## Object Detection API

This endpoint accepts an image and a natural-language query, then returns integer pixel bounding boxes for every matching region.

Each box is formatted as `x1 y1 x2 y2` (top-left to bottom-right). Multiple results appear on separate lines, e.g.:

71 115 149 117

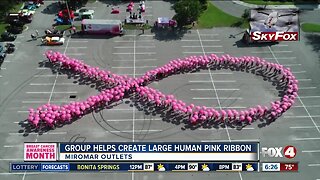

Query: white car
42 36 65 45
74 9 94 19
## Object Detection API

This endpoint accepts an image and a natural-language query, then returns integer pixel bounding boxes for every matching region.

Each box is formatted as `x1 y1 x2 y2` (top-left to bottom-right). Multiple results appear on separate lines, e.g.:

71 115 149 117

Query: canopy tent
156 17 176 28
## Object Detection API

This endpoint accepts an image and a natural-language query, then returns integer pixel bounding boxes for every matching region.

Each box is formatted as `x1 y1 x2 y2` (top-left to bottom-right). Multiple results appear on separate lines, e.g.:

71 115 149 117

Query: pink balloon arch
26 51 298 130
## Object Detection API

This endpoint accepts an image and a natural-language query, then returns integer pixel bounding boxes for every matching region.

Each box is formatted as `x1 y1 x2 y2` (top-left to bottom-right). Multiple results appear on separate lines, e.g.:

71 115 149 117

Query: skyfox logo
250 32 298 41
261 145 297 159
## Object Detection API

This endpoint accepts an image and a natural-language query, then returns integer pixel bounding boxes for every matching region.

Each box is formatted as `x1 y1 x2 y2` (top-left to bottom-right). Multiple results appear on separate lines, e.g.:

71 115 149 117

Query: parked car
9 19 25 27
42 36 65 45
21 2 37 11
1 32 17 41
74 9 94 19
7 25 23 34
0 44 6 61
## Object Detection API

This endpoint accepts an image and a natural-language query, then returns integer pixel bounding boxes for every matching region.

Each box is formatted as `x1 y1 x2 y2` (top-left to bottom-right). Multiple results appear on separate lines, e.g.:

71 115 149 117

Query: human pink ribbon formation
27 51 298 128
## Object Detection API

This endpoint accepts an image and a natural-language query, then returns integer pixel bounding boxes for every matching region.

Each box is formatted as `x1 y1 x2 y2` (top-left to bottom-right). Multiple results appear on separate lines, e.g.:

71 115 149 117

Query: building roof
82 19 121 25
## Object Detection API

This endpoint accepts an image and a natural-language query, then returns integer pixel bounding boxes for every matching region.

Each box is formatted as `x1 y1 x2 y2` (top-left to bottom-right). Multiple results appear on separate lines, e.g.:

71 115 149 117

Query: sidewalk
233 0 320 10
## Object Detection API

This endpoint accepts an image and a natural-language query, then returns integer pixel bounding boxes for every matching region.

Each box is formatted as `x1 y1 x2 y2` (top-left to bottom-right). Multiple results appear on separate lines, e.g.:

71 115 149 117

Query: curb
232 0 320 10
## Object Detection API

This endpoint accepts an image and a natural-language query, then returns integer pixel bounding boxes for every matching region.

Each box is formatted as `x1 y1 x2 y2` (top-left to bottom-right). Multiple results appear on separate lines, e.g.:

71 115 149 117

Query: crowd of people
27 51 298 129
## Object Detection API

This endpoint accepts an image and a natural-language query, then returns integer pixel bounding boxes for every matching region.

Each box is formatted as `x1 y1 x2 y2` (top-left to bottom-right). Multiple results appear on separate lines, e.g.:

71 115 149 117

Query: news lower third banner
24 142 259 162
10 162 260 172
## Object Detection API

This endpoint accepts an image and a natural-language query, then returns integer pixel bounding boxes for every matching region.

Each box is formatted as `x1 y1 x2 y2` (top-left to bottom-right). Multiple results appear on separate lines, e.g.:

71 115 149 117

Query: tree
199 0 208 10
173 0 201 27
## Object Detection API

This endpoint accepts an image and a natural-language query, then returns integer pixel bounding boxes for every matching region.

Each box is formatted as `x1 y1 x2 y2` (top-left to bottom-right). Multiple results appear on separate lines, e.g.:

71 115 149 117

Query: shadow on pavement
304 33 320 58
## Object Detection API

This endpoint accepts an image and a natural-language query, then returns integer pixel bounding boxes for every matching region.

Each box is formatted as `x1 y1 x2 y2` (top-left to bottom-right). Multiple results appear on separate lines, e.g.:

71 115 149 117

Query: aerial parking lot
0 0 320 180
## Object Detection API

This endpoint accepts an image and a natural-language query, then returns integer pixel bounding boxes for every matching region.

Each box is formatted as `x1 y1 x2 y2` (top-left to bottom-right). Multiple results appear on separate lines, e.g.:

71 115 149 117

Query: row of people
27 51 298 128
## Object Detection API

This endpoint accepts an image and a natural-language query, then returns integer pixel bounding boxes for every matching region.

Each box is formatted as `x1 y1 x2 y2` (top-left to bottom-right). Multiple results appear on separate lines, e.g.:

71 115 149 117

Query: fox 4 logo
262 145 297 159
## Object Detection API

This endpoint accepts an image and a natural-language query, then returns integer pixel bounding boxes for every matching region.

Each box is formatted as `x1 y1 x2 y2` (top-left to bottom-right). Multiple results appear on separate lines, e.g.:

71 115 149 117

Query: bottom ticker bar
10 162 259 172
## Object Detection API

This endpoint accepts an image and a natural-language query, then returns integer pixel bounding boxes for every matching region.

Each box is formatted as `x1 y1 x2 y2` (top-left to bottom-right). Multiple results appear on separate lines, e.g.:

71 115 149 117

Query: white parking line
189 80 236 83
36 67 50 70
107 108 132 111
199 34 219 36
182 45 223 48
191 72 233 75
298 79 312 81
308 164 320 167
30 83 75 85
293 105 320 108
264 57 296 60
113 52 156 55
17 111 28 113
67 53 85 56
283 63 301 66
199 127 254 131
181 39 220 42
22 100 71 103
190 88 240 91
114 46 155 48
220 106 247 109
26 91 77 94
112 66 156 69
34 74 71 77
302 150 320 153
193 97 243 100
299 87 317 90
290 125 320 129
292 71 306 74
114 40 154 42
4 145 22 148
183 51 224 54
284 115 320 118
113 59 157 61
294 137 320 141
109 129 161 133
1 67 7 70
299 96 320 98
107 118 162 122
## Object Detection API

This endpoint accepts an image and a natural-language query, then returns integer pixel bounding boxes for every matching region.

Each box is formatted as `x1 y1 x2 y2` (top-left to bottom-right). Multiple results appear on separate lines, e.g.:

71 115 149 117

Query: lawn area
197 2 248 28
301 23 320 33
0 2 24 35
55 25 81 31
123 24 152 30
241 0 318 5
241 0 294 5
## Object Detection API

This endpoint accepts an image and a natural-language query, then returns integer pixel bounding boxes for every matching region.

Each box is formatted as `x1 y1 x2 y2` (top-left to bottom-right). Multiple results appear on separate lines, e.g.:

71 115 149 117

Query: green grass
0 2 24 35
0 22 9 35
241 0 319 5
301 23 320 32
123 24 152 30
197 2 249 28
55 25 81 31
13 2 24 12
241 0 294 5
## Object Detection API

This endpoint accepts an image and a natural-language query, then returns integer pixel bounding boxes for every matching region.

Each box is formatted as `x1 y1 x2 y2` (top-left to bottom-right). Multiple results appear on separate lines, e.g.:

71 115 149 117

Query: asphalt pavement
0 1 319 180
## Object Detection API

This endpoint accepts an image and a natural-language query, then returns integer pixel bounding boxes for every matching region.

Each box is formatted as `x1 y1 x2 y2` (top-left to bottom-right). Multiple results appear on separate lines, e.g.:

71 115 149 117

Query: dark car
9 19 25 27
6 13 20 23
0 44 6 61
1 32 17 41
7 25 23 34
19 15 33 23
